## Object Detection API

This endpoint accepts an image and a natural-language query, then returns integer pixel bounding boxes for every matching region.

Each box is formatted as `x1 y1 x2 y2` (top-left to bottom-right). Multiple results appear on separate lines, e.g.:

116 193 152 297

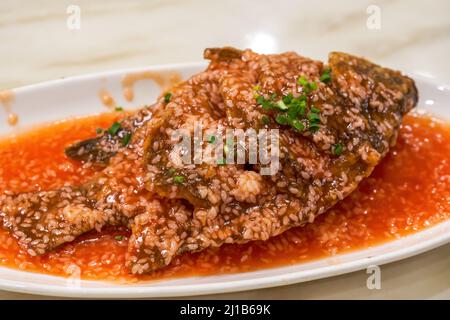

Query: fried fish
0 47 417 274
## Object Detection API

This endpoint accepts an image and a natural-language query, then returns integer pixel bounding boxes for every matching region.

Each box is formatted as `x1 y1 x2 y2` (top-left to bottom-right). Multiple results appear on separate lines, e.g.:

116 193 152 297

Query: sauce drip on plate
121 71 181 102
98 89 117 109
0 91 18 126
0 113 448 282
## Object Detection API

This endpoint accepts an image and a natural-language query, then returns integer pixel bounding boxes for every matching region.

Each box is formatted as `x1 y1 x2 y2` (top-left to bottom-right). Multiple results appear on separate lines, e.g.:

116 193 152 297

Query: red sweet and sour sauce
0 113 448 282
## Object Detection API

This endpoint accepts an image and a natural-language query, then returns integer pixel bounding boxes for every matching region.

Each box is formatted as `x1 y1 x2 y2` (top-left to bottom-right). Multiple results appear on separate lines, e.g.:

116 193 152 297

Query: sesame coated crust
0 47 417 274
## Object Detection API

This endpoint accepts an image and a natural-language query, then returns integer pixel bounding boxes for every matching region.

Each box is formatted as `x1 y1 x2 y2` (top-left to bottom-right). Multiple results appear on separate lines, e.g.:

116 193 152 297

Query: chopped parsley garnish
333 143 343 156
307 112 321 123
310 106 321 113
121 133 132 146
173 175 185 184
275 114 289 125
164 92 172 103
320 68 331 83
308 82 318 90
114 235 123 241
107 122 121 136
292 119 305 131
255 76 322 133
261 115 270 125
308 122 320 132
256 95 276 110
208 135 216 144
167 168 176 175
275 100 288 110
282 93 294 105
297 76 308 86
96 128 104 134
298 76 318 94
115 106 124 112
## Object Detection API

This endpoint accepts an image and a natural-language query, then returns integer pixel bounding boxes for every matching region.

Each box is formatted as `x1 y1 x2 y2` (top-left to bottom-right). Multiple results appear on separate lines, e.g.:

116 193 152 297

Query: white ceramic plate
0 63 449 298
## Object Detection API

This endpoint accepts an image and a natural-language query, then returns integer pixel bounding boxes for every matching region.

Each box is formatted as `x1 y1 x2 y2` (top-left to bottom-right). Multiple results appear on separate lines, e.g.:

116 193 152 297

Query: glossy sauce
0 113 448 282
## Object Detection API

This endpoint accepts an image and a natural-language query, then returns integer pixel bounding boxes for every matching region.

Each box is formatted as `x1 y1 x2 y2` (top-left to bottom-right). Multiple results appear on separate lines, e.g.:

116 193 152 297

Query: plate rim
0 64 448 298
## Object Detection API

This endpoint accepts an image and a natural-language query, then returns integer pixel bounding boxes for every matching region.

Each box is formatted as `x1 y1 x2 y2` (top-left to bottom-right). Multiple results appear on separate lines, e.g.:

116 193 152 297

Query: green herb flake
96 128 104 135
275 99 288 110
308 112 321 123
167 168 176 175
309 82 318 90
173 175 185 184
114 235 124 241
298 101 307 116
310 106 321 113
164 92 172 103
282 93 293 105
297 76 308 86
261 115 270 125
253 85 261 91
115 106 124 112
308 123 320 132
217 157 226 165
256 95 273 110
208 135 216 144
320 68 331 83
121 133 132 146
333 143 343 156
107 122 121 136
292 119 305 131
275 114 289 125
287 105 298 119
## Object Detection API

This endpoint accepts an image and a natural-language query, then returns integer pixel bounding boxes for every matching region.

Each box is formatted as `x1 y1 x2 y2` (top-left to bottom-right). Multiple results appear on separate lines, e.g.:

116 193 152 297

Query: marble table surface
0 0 449 299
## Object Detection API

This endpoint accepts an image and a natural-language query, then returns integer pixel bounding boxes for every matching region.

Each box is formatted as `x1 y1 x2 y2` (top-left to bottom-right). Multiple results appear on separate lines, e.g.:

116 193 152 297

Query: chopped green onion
115 106 124 112
297 76 308 86
107 122 121 136
173 175 185 184
308 123 320 132
208 135 216 144
309 82 318 90
256 95 273 110
287 105 299 119
167 168 176 175
292 119 305 131
164 92 172 103
320 68 331 83
275 114 289 125
96 128 104 134
333 143 343 156
310 106 321 113
121 133 132 146
114 235 123 241
261 115 270 125
308 112 321 123
275 99 288 110
282 93 293 105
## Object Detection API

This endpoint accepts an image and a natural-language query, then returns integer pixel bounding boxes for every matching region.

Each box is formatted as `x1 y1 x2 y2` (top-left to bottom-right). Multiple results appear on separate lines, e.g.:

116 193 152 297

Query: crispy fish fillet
0 47 417 274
